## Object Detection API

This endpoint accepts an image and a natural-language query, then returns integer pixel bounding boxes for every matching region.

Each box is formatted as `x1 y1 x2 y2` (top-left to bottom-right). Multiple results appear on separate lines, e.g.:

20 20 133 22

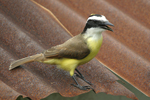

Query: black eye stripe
88 20 104 25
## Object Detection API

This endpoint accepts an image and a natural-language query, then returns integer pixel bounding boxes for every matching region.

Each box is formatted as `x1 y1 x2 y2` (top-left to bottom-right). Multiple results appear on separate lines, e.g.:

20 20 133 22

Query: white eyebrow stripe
87 15 108 21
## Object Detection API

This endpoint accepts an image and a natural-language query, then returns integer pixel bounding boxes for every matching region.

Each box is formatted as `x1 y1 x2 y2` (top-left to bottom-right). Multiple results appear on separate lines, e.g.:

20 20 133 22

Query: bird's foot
75 68 93 85
72 75 93 90
75 73 92 85
71 84 91 90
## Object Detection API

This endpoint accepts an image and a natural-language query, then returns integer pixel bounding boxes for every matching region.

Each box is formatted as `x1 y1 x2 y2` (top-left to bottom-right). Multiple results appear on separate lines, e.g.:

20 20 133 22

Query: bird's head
83 14 114 33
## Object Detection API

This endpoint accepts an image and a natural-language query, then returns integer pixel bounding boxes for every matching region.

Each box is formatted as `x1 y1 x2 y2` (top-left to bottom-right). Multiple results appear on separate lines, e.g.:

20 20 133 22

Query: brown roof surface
0 0 150 100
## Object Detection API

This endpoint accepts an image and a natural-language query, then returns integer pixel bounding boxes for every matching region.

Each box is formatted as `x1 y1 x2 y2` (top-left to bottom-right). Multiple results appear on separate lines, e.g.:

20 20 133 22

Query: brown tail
9 53 44 70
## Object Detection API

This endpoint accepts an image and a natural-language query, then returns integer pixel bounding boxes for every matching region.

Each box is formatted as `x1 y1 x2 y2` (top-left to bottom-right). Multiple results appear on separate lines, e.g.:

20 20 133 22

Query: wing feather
43 34 90 59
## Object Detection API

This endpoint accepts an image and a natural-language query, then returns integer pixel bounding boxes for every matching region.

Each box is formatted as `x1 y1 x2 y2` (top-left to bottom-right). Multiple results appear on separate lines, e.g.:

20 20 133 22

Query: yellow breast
78 34 103 65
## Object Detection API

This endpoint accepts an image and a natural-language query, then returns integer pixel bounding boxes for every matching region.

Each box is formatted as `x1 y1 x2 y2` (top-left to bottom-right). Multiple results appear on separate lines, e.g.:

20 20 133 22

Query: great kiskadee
9 14 114 90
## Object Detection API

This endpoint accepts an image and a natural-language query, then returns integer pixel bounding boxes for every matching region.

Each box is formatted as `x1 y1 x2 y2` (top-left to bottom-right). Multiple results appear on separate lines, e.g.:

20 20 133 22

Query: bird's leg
75 68 92 85
71 75 91 90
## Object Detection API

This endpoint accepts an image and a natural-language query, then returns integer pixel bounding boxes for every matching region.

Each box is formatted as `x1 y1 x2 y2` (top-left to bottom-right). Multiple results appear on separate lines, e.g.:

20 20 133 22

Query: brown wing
43 34 90 59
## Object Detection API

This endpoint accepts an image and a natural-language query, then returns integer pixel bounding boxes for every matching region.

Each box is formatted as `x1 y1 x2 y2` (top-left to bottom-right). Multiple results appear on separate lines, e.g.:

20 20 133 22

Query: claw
72 75 92 90
71 84 91 90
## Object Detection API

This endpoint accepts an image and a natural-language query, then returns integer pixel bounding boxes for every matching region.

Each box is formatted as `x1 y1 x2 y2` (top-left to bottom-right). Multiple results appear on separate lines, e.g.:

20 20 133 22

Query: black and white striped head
83 14 114 33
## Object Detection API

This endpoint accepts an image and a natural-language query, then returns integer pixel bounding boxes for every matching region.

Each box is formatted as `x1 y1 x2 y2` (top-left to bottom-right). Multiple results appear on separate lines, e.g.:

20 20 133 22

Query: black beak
101 21 114 32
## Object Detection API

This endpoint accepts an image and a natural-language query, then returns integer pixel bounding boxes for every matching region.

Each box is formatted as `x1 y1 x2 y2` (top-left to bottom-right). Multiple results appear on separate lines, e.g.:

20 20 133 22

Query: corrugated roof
0 0 150 100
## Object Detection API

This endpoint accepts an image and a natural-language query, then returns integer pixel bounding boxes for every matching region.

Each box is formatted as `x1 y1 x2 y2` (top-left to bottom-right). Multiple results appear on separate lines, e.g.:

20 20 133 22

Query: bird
9 14 114 90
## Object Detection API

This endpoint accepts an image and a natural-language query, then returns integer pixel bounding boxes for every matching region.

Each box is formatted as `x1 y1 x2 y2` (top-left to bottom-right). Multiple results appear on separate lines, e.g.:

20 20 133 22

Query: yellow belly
41 35 103 76
41 58 78 76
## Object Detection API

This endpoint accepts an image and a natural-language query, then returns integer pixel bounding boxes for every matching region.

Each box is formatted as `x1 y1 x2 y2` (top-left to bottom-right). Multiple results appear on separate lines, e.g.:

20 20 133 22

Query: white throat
83 27 104 40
